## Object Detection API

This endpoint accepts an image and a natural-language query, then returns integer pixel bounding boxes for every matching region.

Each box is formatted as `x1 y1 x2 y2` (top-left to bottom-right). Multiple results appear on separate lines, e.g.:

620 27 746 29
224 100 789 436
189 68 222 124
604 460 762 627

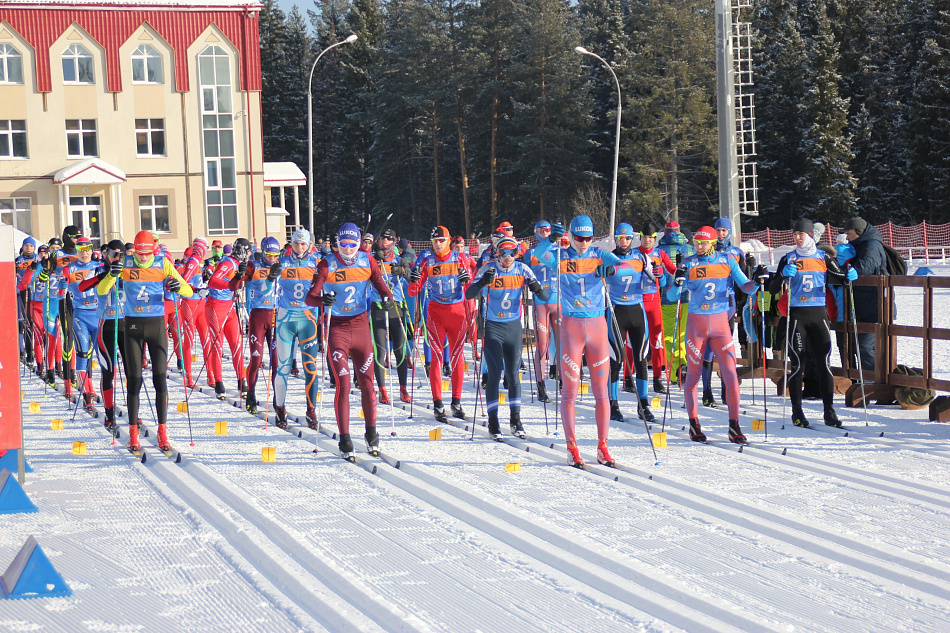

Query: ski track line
577 396 950 508
188 385 668 633
219 390 761 633
444 414 950 603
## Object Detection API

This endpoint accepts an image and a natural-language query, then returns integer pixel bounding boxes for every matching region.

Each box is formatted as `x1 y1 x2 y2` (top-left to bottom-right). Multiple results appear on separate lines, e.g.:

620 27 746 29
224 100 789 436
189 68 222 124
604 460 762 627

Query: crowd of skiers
14 213 872 467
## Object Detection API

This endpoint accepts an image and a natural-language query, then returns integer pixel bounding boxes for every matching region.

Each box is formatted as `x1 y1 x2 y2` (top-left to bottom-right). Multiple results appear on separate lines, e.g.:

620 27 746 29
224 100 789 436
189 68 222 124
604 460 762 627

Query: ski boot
792 408 810 428
214 381 227 401
688 418 707 443
127 422 141 452
450 398 466 420
400 385 412 403
566 441 585 468
637 398 656 423
306 407 318 429
597 439 616 467
365 426 380 457
509 410 526 439
481 373 489 390
156 423 171 452
653 376 667 394
442 361 451 378
83 391 96 414
103 415 117 435
549 365 558 381
246 391 258 415
379 385 390 405
274 405 289 430
622 376 636 393
728 419 748 444
536 381 550 403
339 433 356 462
433 399 448 423
610 400 624 422
702 389 718 408
824 407 842 428
44 369 55 387
488 412 503 441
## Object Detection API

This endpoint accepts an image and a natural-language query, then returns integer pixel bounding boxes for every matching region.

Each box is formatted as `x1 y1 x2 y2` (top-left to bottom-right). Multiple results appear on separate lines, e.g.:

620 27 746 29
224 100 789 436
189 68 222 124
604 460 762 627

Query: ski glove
237 261 249 278
109 259 124 278
595 264 616 278
322 292 336 307
409 267 422 283
527 278 543 295
389 264 404 277
458 268 471 284
380 296 394 311
753 265 770 286
846 266 859 282
673 264 687 287
267 261 282 281
167 277 182 293
549 222 565 240
782 264 798 278
652 264 664 277
481 266 497 283
37 270 50 283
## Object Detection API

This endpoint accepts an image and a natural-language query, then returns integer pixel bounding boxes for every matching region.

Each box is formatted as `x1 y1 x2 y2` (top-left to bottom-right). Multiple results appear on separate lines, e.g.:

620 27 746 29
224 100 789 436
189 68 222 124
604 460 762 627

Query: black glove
550 222 565 240
37 269 50 283
237 261 249 278
167 277 182 293
322 291 336 307
753 264 770 286
30 260 39 271
389 264 404 277
43 256 56 273
675 253 683 265
380 295 394 310
202 269 212 282
527 278 543 294
673 264 687 287
595 264 616 278
458 268 471 284
373 248 386 262
481 266 497 284
109 258 124 278
267 261 282 282
409 267 422 283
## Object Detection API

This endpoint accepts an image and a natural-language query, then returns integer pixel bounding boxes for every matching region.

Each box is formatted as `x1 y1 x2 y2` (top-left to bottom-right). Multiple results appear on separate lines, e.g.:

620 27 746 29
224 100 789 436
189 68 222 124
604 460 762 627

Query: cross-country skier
205 237 250 398
524 220 559 402
241 236 281 414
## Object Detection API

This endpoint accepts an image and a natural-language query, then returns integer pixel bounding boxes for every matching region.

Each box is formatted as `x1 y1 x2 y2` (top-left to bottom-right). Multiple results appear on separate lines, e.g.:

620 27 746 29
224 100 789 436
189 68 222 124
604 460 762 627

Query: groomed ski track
8 346 950 633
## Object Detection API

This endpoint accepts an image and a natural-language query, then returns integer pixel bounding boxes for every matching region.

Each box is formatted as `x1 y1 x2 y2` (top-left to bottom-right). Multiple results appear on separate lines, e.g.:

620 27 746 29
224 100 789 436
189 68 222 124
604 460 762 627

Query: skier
205 237 250 398
178 237 211 388
529 216 623 468
241 236 281 414
305 222 394 460
769 218 854 428
97 230 192 451
638 223 677 393
672 226 766 443
63 236 101 411
272 228 323 428
370 228 413 404
524 220 559 402
466 235 548 439
407 226 477 423
606 223 657 424
15 236 38 366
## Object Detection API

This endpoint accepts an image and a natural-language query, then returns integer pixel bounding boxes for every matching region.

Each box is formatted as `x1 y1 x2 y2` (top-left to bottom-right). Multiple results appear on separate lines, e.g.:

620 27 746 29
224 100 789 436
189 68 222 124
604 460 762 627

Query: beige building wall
0 18 266 254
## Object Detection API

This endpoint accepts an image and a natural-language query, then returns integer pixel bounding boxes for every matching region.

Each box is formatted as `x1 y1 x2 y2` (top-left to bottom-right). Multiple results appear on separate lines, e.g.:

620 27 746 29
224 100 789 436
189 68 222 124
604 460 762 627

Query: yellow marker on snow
505 462 522 473
652 432 668 448
752 419 766 431
651 397 661 408
429 428 442 441
261 447 276 462
50 419 64 430
177 402 188 413
28 402 41 413
215 421 228 435
72 441 87 455
578 384 589 395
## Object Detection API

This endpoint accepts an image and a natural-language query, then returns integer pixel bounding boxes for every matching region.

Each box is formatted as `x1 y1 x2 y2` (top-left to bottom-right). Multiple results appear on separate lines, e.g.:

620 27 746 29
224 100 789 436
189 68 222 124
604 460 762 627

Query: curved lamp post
575 46 621 237
308 34 358 235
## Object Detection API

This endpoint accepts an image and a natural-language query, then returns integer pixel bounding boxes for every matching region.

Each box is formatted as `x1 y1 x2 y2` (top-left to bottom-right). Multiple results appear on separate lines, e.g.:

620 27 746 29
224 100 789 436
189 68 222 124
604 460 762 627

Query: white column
58 184 66 236
117 183 124 238
293 185 300 230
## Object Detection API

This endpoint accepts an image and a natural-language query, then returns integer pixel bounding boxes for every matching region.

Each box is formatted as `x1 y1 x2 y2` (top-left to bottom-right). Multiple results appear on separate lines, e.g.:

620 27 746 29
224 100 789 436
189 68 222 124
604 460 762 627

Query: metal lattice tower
732 0 759 217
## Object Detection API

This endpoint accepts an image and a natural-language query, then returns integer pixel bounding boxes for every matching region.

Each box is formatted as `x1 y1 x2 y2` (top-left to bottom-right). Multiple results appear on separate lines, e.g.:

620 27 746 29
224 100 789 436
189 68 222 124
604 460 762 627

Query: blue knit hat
569 215 594 237
714 217 732 232
338 222 361 243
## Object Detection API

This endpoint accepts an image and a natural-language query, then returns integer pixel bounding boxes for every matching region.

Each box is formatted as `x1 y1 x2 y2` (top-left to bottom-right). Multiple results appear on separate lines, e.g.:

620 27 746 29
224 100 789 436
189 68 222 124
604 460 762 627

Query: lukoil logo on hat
338 222 361 243
569 215 594 237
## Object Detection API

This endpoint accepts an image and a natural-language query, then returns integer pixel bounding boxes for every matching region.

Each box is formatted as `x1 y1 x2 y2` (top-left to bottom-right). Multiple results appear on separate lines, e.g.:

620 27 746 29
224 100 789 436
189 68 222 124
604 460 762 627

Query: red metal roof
0 6 261 93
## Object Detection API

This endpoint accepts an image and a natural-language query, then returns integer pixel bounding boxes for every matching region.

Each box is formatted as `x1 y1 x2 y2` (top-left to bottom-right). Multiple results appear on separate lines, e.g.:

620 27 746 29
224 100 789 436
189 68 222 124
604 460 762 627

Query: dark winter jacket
850 223 888 322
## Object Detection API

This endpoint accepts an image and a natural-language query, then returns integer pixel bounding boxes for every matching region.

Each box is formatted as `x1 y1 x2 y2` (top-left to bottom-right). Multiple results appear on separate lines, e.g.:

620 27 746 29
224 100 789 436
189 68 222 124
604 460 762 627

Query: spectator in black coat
843 217 888 371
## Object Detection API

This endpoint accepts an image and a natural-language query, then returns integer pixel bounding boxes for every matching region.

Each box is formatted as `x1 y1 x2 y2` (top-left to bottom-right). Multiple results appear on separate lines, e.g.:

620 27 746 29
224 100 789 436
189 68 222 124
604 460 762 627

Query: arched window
131 44 163 83
198 45 237 235
0 44 23 84
62 44 94 84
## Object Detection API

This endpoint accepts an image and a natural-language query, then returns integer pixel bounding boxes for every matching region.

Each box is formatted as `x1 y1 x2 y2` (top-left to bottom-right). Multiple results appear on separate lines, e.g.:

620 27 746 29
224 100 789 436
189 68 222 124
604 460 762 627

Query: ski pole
173 296 196 446
759 289 769 440
554 244 562 436
521 287 535 403
848 280 870 426
781 282 791 424
661 293 683 432
529 294 549 434
471 302 489 441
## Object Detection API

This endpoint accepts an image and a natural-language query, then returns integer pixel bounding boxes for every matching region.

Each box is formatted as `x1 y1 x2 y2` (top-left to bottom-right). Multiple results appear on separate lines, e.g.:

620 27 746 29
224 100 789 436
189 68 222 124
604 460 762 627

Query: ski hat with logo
338 222 361 244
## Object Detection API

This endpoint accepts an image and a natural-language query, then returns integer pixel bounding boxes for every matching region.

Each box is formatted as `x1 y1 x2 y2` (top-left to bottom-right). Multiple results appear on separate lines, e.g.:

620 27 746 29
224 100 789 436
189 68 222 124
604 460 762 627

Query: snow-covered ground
4 268 950 632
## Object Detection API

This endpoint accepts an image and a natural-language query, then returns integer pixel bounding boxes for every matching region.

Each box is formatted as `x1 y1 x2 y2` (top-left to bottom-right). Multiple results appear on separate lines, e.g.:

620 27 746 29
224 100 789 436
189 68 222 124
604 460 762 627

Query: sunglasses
499 248 518 258
263 250 281 257
432 237 448 244
76 244 93 252
536 227 551 233
616 235 633 240
572 235 593 243
339 240 359 248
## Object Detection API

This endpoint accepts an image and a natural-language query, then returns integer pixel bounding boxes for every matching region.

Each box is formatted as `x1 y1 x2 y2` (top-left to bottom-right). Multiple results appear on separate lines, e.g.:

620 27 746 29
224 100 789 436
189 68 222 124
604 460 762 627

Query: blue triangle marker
2 536 72 599
0 450 33 474
0 469 38 515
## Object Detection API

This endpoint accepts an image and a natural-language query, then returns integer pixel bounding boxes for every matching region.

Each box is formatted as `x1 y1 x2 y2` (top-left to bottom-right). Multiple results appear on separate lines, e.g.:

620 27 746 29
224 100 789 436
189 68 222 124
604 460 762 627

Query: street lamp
308 33 358 236
575 46 621 237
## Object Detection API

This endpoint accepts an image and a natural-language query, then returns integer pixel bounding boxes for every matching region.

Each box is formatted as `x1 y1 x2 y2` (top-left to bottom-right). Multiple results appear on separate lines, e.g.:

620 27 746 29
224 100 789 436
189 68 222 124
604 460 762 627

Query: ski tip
174 453 182 464
390 431 397 436
312 448 319 454
738 445 744 453
140 452 147 464
371 465 377 475
654 461 661 466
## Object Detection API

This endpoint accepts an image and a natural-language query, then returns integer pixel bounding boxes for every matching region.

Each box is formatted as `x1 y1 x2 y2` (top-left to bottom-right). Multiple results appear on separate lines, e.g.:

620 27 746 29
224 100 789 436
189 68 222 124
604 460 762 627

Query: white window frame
131 44 163 84
135 118 166 157
138 194 170 234
0 197 32 236
0 44 23 84
62 44 94 84
66 119 98 157
0 120 28 158
198 45 238 237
